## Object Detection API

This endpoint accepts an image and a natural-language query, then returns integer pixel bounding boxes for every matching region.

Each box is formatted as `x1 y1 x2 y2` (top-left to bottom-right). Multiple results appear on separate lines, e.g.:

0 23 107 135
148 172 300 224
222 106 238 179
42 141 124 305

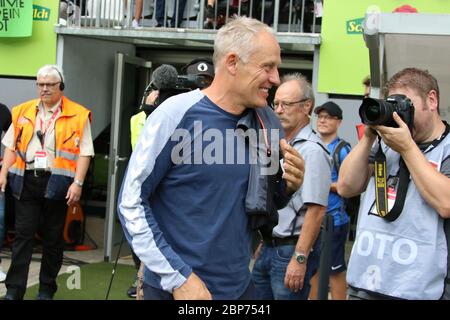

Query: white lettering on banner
362 265 382 291
356 231 418 265
375 233 394 259
393 238 417 265
356 230 374 256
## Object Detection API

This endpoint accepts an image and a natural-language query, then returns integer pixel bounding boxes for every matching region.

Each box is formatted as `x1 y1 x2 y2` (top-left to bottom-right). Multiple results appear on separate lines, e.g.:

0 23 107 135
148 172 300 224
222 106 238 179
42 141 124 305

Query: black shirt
0 103 11 134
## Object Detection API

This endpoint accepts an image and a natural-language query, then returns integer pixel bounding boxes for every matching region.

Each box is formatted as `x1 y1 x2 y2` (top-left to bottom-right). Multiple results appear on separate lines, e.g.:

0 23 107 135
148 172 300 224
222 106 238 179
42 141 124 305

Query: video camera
359 94 415 131
176 74 213 91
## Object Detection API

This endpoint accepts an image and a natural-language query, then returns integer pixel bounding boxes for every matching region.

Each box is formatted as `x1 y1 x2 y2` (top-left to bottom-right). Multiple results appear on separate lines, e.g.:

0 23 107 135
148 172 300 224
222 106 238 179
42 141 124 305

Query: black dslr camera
176 74 213 90
359 94 415 131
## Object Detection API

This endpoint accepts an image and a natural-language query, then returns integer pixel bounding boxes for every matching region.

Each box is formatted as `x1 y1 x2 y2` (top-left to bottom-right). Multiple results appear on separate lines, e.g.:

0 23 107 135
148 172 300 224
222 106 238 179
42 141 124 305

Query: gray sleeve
440 155 450 178
300 145 331 207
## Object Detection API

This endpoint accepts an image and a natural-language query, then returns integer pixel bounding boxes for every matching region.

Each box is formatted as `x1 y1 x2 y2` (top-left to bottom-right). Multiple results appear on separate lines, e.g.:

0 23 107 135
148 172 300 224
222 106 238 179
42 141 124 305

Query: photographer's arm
376 113 450 218
337 127 376 198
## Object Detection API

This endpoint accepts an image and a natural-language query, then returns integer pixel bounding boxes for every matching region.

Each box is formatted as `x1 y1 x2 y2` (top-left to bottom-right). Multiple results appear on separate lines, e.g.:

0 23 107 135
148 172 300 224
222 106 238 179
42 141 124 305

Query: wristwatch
74 179 83 187
293 251 307 264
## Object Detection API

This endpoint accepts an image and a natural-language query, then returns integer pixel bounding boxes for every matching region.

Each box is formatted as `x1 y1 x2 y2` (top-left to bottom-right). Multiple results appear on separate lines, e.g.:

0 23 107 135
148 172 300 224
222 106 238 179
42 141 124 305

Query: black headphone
53 66 65 91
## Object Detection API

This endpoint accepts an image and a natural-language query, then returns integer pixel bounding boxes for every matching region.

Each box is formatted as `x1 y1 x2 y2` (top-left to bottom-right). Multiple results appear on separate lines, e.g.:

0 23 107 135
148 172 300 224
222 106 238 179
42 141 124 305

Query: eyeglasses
272 98 309 111
36 82 60 89
316 114 339 121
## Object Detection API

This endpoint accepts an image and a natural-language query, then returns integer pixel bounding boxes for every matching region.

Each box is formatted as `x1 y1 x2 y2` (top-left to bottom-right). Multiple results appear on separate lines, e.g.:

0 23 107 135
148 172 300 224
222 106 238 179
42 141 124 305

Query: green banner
33 4 51 21
318 0 450 95
0 0 33 37
0 0 58 76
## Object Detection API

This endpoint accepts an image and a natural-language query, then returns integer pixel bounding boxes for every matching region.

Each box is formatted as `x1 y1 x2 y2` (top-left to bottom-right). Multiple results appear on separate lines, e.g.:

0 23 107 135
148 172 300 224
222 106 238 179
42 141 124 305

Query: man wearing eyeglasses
308 101 351 300
0 64 94 300
252 73 331 300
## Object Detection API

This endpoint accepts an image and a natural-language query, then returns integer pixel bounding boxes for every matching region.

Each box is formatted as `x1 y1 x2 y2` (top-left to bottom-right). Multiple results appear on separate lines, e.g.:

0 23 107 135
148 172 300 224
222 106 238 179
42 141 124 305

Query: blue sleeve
117 107 192 293
339 144 352 164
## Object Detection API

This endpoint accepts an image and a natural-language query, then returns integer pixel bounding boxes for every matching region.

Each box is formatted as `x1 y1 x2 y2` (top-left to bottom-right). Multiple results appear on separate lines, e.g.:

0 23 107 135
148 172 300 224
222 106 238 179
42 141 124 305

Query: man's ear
224 53 239 76
427 89 439 112
304 100 313 115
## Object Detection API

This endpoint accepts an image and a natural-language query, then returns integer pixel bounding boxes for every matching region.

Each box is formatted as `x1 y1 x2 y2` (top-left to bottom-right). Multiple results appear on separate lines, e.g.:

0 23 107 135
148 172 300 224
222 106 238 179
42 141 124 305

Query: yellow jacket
130 110 147 151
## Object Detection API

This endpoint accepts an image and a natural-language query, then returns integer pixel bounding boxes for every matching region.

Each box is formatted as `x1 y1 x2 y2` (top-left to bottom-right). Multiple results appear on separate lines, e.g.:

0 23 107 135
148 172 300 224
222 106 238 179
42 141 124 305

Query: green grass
23 262 137 300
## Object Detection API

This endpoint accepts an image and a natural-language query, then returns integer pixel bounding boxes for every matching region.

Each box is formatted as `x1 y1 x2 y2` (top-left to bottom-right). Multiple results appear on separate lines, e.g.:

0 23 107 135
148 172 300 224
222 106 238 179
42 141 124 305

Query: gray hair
213 16 274 67
281 73 315 112
37 64 65 83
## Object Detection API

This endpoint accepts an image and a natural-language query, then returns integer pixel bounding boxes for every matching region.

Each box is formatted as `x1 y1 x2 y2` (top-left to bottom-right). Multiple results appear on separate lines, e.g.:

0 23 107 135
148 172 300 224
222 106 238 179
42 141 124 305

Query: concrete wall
0 78 36 110
57 35 135 139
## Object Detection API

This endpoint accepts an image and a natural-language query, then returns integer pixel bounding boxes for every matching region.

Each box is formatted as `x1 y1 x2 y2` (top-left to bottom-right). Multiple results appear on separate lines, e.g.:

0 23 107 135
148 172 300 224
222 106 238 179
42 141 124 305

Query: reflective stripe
51 167 75 178
9 167 25 176
56 150 79 161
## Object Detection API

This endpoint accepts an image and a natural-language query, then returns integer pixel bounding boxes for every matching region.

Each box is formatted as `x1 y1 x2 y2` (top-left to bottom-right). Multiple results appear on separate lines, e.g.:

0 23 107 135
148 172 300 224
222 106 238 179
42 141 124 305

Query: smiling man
0 65 94 300
118 17 305 300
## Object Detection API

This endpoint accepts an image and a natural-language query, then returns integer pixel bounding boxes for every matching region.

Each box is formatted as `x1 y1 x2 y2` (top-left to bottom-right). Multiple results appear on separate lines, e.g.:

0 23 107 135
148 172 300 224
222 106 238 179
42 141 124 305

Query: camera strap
374 137 410 222
374 121 449 222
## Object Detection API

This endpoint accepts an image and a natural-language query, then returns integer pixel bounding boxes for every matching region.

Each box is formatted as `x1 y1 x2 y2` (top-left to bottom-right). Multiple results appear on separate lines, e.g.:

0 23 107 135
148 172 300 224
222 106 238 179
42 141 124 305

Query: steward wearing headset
0 64 94 300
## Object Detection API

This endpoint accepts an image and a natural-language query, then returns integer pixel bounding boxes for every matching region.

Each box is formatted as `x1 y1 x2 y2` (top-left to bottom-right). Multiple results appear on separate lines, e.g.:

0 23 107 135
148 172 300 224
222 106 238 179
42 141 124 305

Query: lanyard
40 107 60 136
38 107 60 148
255 112 271 157
422 121 450 154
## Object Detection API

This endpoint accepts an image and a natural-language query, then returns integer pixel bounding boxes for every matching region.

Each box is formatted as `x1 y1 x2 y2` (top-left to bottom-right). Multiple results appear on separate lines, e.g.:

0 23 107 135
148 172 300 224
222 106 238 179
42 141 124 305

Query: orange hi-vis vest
8 96 92 200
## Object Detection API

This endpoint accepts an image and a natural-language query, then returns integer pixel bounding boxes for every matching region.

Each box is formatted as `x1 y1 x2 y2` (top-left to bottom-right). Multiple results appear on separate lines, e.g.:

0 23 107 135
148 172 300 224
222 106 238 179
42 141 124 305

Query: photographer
337 68 450 300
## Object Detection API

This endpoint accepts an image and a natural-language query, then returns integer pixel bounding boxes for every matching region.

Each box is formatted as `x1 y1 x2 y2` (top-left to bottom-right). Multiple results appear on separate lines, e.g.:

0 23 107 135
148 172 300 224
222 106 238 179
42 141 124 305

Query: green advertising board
0 0 33 37
318 0 450 95
0 0 58 77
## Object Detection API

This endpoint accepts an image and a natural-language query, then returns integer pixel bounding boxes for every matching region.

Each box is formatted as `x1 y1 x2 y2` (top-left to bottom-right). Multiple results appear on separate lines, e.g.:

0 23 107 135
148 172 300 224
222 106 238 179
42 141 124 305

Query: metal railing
60 0 322 33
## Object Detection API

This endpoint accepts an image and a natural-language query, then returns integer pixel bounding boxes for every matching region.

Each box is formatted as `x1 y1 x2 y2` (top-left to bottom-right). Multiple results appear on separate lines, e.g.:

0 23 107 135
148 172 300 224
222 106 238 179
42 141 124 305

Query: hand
253 241 263 260
364 124 378 140
284 257 306 292
374 112 415 154
145 90 159 105
173 272 212 300
66 182 82 206
280 139 304 195
0 174 6 193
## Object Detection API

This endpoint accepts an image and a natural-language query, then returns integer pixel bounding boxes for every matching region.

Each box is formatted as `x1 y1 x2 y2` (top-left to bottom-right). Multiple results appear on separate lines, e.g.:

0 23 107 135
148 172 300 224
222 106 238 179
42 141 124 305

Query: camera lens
365 104 381 122
359 98 394 126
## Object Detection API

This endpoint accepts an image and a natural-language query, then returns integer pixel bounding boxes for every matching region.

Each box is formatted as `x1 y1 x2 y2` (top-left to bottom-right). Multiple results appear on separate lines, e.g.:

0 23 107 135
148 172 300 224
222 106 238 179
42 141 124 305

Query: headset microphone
53 66 65 91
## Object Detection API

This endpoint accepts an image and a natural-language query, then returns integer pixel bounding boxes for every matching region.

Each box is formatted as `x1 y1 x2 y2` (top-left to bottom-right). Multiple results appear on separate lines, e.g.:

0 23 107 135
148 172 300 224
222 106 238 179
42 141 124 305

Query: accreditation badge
34 151 48 169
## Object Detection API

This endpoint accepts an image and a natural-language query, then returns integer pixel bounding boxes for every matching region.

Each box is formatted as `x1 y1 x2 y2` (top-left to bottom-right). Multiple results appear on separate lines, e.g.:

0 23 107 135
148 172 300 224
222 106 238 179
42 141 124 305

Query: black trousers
5 171 67 299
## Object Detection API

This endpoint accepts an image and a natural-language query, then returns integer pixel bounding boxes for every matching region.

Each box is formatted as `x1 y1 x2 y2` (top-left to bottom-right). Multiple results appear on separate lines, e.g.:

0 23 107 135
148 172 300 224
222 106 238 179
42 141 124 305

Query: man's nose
270 68 280 86
274 104 283 114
